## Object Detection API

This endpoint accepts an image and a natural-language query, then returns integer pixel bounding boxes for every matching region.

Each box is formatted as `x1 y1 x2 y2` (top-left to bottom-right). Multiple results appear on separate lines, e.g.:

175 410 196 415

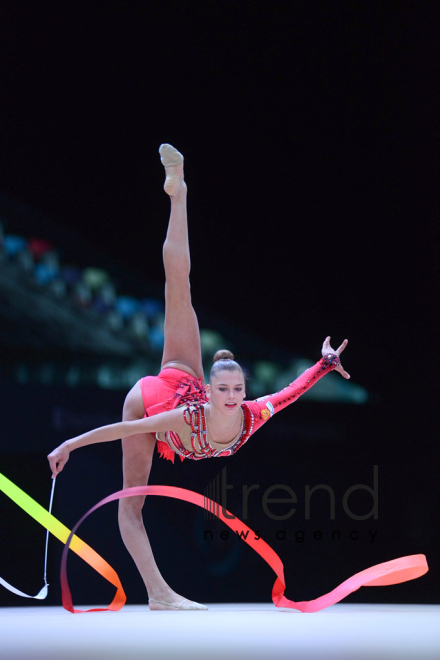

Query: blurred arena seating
0 195 367 403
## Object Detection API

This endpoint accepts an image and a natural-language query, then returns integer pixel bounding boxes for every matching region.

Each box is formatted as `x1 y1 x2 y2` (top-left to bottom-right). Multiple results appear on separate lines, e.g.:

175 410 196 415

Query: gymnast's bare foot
149 588 208 610
159 143 184 197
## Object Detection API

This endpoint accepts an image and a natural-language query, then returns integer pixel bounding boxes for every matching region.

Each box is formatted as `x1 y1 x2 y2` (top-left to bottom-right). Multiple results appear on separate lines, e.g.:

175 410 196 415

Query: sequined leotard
140 355 340 463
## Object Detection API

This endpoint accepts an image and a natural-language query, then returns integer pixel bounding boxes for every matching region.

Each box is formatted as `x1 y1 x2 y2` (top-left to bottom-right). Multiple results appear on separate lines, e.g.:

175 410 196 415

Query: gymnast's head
207 350 246 413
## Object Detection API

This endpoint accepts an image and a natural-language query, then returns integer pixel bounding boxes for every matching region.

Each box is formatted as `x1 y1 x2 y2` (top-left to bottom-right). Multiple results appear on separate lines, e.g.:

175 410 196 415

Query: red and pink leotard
141 355 340 463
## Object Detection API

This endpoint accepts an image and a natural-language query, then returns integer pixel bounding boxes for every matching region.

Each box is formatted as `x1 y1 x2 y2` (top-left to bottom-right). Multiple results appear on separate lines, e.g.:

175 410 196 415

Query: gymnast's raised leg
118 145 206 610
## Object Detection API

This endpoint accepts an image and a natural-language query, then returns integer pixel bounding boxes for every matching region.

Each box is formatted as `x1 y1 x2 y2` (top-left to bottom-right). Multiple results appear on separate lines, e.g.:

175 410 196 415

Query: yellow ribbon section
0 472 126 607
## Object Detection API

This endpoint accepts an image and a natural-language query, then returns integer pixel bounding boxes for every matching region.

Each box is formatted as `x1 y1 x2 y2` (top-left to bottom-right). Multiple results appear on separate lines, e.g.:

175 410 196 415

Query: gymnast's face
208 369 246 414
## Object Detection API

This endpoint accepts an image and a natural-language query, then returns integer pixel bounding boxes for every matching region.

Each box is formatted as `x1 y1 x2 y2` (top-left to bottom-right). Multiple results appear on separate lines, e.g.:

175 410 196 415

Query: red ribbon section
61 485 428 613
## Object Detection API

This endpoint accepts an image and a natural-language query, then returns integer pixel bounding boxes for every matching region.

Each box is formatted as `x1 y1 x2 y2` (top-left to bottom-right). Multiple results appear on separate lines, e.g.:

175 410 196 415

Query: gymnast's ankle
170 180 187 202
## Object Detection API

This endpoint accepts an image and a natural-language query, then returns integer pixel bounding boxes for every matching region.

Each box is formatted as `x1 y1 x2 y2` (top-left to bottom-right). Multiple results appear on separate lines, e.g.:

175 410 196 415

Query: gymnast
47 144 350 610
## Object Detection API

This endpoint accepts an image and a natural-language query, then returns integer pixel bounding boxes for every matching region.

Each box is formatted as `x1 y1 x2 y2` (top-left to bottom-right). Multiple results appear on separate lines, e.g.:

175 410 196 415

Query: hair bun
213 349 234 363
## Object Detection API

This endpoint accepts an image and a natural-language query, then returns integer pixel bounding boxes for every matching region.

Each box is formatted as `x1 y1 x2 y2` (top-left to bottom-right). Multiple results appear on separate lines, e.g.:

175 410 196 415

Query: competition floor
1 603 439 660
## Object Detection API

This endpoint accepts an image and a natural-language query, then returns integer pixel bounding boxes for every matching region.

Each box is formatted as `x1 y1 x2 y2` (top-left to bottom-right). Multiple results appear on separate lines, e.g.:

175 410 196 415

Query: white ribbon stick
0 477 56 600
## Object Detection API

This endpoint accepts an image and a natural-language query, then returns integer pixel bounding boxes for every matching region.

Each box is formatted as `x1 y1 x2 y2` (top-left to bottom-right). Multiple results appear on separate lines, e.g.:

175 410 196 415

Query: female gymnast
47 144 350 610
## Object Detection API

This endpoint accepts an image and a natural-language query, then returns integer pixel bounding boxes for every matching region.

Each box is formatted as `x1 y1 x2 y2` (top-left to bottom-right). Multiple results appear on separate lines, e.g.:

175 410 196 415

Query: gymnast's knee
118 495 146 522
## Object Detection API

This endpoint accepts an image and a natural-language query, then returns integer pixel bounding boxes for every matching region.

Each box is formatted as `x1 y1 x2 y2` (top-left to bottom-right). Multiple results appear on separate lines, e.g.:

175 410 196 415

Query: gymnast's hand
321 336 350 379
47 443 70 478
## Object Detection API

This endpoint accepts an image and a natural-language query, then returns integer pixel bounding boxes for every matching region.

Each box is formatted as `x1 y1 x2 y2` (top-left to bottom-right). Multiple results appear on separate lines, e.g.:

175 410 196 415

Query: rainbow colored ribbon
0 472 429 613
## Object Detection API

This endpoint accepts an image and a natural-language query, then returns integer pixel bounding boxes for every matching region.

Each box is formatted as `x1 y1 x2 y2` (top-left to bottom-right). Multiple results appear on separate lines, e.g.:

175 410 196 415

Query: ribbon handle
0 477 56 600
0 473 126 611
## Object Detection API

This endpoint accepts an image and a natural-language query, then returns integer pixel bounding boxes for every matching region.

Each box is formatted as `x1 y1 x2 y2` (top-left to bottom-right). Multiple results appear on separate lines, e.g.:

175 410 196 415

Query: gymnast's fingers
47 449 68 478
47 454 58 477
336 339 348 356
336 364 351 379
321 336 331 352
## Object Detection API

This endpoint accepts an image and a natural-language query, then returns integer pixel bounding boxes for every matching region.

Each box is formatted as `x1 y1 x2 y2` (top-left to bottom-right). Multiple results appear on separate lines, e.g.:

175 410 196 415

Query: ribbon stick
0 473 429 614
0 473 126 611
0 478 56 600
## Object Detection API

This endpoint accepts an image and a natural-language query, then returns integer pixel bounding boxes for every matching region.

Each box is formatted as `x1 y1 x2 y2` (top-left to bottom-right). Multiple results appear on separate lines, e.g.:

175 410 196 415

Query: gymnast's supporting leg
118 148 206 610
118 399 177 604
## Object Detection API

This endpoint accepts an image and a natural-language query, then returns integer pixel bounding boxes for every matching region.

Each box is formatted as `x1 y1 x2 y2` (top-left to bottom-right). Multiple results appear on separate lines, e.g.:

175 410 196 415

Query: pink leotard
141 355 340 463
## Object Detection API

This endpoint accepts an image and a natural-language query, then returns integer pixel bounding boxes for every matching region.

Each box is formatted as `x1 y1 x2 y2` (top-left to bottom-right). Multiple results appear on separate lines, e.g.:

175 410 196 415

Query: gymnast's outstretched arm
246 337 350 424
47 407 184 477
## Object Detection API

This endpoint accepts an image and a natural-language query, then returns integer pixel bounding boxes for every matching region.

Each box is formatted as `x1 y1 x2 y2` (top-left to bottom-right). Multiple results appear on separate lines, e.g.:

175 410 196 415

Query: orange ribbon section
61 485 429 613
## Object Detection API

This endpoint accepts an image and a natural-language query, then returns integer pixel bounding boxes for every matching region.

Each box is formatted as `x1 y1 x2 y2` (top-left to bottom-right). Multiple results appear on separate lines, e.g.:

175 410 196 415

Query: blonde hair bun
213 349 234 363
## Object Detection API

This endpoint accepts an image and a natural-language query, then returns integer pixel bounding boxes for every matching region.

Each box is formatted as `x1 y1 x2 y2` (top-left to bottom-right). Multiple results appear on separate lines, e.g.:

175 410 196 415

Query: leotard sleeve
244 354 340 430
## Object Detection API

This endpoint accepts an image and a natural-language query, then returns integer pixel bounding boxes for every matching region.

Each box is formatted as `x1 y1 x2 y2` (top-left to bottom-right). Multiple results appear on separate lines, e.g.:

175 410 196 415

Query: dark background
0 1 438 607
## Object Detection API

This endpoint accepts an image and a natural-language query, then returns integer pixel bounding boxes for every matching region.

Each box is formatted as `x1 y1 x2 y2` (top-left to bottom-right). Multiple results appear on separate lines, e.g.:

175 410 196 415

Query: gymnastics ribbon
0 473 126 612
1 473 429 613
